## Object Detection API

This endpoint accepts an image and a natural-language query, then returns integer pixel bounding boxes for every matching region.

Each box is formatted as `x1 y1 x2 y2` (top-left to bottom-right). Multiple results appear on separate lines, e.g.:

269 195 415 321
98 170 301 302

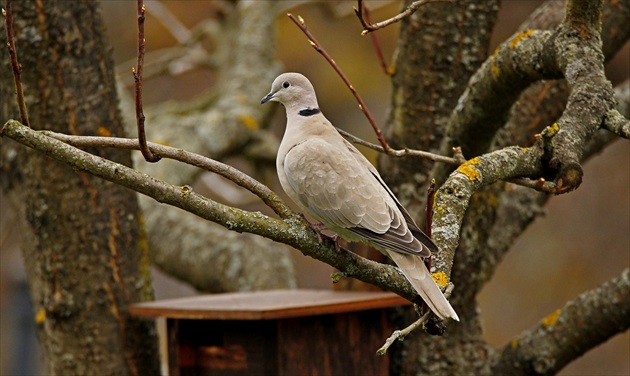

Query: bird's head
261 72 319 111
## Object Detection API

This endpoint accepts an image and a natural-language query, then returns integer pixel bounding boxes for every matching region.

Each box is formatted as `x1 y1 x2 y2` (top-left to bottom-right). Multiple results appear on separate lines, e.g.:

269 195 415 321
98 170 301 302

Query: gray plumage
262 72 459 321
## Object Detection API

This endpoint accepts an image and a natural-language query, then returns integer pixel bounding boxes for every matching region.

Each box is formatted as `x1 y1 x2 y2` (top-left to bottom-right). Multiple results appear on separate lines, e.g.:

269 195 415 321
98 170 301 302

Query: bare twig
38 130 293 219
377 283 455 355
335 127 459 164
354 0 451 35
359 3 391 75
506 177 558 194
3 0 30 127
287 13 391 152
133 0 160 162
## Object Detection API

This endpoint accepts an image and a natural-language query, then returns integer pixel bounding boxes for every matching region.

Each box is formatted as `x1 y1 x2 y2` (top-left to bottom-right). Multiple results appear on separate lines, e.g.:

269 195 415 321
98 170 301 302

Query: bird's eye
282 81 290 88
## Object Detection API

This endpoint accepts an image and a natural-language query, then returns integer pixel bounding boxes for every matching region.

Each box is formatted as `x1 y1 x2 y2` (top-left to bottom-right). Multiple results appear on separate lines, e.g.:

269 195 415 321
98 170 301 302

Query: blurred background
1 1 628 375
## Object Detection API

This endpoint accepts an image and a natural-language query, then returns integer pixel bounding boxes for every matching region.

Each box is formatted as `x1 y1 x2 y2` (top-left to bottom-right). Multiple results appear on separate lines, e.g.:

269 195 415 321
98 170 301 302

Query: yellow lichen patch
35 307 46 324
431 271 449 288
491 59 500 78
239 115 259 131
509 29 535 49
511 339 519 348
457 157 481 181
547 122 560 136
541 309 562 327
97 126 112 137
180 185 192 197
491 47 501 77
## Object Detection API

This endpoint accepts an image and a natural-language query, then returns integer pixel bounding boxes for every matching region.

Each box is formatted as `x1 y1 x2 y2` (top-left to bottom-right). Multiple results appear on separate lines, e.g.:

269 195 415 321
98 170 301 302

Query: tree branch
376 283 455 355
1 120 428 303
602 108 630 138
335 127 461 164
431 145 544 277
2 0 29 127
133 0 160 163
440 29 561 163
545 0 615 193
39 130 293 219
492 268 630 376
354 0 451 34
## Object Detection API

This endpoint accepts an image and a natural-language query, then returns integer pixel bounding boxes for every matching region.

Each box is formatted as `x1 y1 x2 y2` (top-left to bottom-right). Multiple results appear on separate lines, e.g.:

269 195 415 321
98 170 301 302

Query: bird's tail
388 251 459 321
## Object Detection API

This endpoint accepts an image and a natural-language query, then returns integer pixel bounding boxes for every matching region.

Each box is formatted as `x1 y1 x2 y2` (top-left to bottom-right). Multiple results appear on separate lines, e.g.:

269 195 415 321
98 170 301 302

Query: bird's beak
261 91 275 104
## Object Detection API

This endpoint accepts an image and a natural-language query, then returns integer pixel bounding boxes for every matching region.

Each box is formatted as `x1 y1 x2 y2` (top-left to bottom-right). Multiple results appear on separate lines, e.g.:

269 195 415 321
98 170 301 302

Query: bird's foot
298 214 342 250
299 214 327 243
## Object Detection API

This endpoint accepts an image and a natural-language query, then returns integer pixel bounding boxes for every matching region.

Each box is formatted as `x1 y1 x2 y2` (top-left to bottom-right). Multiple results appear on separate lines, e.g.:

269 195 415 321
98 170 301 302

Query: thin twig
506 177 558 194
134 0 160 162
40 130 293 219
340 127 563 195
360 3 391 75
377 283 455 355
335 127 460 164
3 1 30 127
355 0 452 35
338 127 557 193
287 13 391 152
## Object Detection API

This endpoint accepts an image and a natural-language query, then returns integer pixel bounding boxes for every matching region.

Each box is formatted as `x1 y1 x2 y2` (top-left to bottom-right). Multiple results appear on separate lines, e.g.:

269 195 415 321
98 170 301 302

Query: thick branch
1 120 426 302
431 145 544 277
492 268 630 376
546 0 616 193
439 29 560 164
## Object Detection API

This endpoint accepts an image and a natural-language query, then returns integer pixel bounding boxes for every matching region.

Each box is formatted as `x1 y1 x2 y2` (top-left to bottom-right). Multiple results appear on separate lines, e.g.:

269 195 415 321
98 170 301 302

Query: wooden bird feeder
131 289 410 375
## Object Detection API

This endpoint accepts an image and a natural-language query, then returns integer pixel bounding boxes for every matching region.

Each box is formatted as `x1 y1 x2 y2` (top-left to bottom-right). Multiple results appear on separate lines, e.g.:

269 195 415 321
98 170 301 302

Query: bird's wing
283 137 427 256
342 138 436 256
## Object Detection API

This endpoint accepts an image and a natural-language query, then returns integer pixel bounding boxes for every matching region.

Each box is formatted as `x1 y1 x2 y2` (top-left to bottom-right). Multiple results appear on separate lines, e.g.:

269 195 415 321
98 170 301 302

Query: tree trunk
0 1 160 374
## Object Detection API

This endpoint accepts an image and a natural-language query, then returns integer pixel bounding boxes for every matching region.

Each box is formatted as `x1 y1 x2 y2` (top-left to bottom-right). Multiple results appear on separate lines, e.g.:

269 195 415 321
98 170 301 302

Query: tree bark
0 1 160 374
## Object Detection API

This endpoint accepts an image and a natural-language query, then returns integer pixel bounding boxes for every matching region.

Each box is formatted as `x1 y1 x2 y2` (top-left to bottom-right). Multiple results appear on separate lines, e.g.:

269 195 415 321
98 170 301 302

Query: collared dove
261 72 459 321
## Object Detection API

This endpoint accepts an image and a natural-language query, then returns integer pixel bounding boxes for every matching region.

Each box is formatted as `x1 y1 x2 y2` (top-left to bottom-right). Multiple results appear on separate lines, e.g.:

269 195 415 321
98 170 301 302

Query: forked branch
354 0 452 34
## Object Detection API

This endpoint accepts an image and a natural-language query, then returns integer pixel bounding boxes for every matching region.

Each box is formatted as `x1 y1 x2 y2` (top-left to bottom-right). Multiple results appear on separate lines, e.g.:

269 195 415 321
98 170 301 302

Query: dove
261 72 459 321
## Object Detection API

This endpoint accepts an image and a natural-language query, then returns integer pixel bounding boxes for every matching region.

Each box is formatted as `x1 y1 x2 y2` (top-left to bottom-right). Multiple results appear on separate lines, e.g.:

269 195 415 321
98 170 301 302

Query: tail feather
388 251 459 321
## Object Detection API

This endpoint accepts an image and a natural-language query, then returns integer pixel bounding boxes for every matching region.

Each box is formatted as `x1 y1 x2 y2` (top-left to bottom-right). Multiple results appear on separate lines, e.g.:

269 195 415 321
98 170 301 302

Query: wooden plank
130 289 410 320
277 310 392 375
